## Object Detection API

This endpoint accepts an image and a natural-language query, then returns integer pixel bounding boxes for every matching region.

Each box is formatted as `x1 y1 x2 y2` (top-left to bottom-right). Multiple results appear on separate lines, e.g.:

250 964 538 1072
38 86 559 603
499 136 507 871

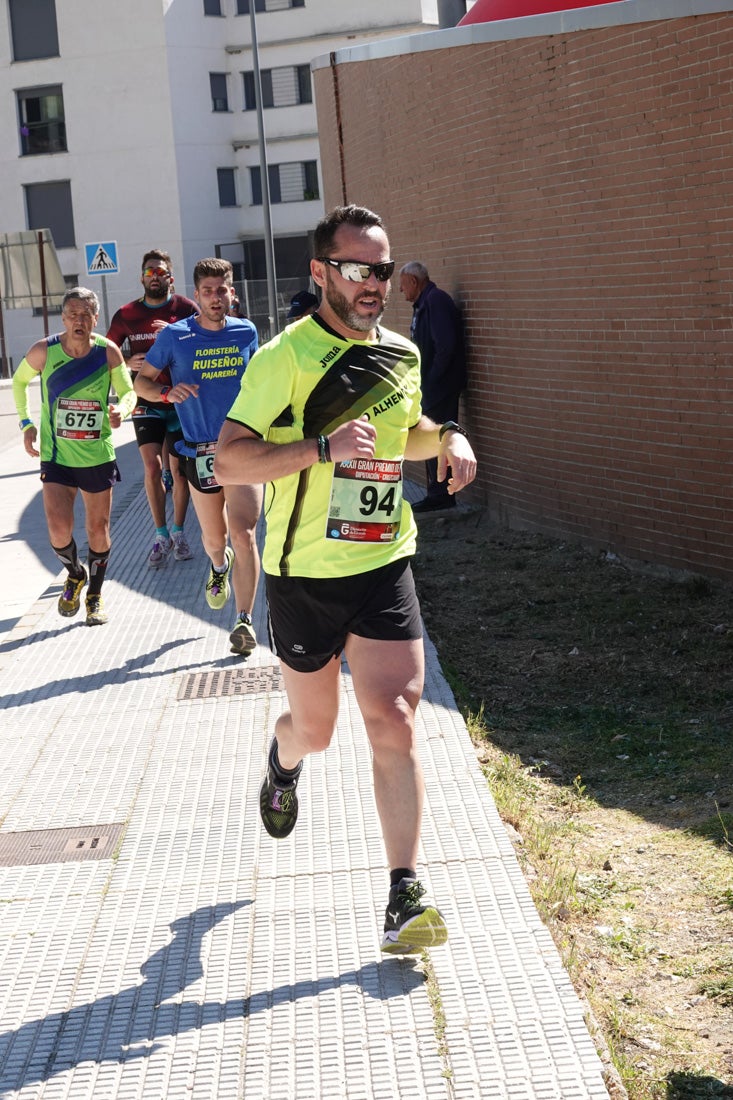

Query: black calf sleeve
52 539 84 577
87 548 110 596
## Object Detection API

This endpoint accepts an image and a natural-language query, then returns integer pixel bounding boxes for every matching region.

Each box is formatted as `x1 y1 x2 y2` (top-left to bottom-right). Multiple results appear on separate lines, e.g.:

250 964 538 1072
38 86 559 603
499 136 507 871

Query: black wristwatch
439 420 467 441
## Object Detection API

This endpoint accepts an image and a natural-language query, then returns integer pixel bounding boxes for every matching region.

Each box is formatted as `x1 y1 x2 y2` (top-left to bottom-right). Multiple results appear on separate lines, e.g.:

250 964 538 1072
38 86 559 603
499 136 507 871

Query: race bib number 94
56 398 104 440
326 458 403 543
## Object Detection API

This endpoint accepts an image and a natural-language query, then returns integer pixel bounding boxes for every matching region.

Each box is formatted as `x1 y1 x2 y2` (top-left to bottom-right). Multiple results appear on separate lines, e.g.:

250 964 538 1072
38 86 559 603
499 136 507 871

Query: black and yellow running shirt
226 314 423 578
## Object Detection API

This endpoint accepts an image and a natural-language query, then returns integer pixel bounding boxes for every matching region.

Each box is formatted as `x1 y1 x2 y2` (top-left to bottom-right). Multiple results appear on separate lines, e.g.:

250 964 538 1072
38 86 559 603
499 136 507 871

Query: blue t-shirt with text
145 314 258 456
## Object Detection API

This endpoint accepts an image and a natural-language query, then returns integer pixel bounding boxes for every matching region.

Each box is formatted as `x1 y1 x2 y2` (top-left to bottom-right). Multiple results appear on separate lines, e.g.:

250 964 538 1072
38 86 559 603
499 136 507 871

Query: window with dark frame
217 168 237 207
9 0 59 61
249 161 319 206
203 0 222 13
236 0 303 12
303 160 319 201
210 73 229 113
242 64 311 111
17 86 67 156
24 180 76 250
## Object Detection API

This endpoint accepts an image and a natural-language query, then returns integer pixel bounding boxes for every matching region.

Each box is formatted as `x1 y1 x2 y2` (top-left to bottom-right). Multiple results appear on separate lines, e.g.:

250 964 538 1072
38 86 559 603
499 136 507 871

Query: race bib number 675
326 458 403 543
56 398 104 440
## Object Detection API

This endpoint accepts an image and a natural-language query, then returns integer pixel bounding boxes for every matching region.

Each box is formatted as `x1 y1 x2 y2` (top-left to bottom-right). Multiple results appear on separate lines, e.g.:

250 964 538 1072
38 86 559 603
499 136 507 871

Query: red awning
458 0 619 24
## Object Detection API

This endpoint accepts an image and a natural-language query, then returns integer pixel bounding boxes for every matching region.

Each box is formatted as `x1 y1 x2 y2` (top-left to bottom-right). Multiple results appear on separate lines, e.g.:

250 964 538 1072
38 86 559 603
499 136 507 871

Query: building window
217 168 237 207
210 73 229 113
243 64 312 110
9 0 59 61
203 0 222 12
17 86 67 156
236 0 304 12
250 161 319 205
24 180 75 249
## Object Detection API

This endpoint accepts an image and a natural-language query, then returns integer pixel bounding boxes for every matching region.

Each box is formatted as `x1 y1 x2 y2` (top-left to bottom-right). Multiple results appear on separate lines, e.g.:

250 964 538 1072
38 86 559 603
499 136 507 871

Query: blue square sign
85 241 119 275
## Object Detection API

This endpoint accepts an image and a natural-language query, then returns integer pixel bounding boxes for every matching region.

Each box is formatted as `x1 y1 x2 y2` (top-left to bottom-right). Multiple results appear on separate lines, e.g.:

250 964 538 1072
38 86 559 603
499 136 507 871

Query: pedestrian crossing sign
85 241 119 276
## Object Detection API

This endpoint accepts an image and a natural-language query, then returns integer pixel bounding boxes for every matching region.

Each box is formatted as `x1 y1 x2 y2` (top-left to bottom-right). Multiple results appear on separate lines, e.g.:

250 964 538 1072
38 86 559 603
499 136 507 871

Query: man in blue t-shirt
135 258 262 656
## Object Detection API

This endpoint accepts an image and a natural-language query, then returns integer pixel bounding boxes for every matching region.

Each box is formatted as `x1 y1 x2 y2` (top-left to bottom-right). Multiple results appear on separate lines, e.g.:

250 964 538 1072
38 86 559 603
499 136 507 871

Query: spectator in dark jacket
399 262 467 511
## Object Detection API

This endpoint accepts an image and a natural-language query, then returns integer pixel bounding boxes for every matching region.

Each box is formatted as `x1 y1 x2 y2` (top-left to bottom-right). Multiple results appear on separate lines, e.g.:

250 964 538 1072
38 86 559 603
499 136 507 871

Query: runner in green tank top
12 287 136 626
216 205 477 955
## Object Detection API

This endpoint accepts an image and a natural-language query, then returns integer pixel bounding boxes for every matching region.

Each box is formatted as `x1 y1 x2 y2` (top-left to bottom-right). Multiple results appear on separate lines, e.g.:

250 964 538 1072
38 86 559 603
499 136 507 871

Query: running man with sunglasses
215 204 477 954
107 249 197 568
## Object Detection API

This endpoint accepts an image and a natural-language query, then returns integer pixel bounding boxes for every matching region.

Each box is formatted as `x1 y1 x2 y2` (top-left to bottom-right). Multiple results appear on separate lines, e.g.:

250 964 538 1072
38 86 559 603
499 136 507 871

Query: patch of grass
697 974 733 1008
420 950 452 1078
415 517 733 1099
688 809 733 850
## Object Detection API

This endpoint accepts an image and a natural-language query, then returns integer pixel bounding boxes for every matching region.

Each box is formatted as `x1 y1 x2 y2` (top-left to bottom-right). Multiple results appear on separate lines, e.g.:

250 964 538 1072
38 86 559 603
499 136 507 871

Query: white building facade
0 0 439 372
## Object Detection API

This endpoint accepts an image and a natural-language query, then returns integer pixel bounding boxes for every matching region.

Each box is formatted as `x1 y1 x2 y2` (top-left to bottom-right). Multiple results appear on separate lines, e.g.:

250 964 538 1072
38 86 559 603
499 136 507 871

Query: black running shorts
131 403 184 453
178 453 222 495
265 557 423 673
40 460 121 493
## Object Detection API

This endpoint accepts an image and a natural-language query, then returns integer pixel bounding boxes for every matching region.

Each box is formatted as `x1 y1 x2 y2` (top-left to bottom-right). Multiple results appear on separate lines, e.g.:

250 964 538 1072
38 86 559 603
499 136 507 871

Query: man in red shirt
107 250 197 567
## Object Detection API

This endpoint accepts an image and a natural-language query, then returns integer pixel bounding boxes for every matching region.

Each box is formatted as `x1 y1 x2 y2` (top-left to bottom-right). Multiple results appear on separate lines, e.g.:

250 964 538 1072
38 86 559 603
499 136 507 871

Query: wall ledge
312 0 733 69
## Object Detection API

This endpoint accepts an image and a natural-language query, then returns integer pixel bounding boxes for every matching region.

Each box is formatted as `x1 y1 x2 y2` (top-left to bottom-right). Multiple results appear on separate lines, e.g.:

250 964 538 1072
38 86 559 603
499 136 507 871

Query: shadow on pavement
0 900 423 1094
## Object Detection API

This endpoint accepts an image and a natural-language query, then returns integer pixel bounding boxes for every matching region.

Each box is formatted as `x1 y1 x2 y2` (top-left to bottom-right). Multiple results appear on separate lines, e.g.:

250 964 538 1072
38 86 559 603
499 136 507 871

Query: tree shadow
0 900 423 1093
0 637 232 710
414 512 733 835
667 1070 733 1097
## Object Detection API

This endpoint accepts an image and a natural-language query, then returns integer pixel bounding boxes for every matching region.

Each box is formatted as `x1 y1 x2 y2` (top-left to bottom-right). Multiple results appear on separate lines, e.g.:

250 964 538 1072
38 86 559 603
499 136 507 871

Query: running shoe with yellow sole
58 568 87 618
205 546 234 610
85 594 108 626
229 612 256 655
380 878 448 955
259 739 302 839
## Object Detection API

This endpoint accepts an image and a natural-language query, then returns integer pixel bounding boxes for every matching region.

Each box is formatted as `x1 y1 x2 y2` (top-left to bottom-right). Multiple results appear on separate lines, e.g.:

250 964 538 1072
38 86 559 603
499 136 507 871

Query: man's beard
145 283 169 304
324 273 389 333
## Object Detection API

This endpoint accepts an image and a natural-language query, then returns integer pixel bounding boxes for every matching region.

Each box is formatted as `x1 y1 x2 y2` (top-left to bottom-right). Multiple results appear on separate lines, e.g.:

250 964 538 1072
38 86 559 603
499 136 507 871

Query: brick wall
313 12 733 581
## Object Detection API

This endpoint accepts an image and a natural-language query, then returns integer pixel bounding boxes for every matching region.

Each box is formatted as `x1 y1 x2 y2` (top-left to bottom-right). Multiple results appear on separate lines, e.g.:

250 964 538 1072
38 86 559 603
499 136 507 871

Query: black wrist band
439 420 467 441
323 434 331 462
317 435 328 463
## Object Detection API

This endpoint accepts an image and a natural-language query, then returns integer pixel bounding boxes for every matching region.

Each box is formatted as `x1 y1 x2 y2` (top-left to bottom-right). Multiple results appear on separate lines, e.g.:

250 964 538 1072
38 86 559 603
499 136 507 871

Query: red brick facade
313 12 733 580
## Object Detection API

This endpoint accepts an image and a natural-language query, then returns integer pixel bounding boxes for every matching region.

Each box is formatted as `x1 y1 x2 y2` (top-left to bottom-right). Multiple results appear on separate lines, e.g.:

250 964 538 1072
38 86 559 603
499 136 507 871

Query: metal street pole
249 2 279 337
438 0 467 26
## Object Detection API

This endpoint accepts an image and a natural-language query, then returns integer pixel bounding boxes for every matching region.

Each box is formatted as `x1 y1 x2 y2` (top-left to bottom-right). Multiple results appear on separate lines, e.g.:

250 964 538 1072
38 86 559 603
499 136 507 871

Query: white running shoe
171 531 193 561
148 536 173 569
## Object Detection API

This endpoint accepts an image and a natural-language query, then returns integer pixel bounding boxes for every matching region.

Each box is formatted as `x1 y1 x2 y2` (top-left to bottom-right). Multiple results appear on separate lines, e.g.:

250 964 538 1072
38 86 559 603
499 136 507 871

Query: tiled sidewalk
0 482 612 1099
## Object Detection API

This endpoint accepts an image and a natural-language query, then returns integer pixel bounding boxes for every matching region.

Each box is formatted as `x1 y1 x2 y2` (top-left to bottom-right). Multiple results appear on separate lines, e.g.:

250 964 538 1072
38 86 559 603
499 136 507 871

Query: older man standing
399 261 467 512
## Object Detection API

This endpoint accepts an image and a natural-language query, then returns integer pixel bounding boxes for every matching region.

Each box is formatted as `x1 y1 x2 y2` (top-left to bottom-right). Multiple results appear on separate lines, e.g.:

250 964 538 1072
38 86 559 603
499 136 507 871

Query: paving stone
0 482 610 1098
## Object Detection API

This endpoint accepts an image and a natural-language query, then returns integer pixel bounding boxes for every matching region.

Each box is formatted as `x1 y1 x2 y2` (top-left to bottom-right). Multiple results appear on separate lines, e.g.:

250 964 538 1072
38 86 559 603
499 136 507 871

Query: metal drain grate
0 823 126 867
178 665 283 701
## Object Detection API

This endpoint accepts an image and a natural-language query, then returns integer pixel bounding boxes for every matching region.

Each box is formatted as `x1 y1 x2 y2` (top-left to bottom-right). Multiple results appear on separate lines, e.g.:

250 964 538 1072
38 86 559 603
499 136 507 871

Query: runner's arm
12 344 45 457
215 416 378 486
109 351 137 421
134 358 199 404
12 356 40 426
405 415 477 494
